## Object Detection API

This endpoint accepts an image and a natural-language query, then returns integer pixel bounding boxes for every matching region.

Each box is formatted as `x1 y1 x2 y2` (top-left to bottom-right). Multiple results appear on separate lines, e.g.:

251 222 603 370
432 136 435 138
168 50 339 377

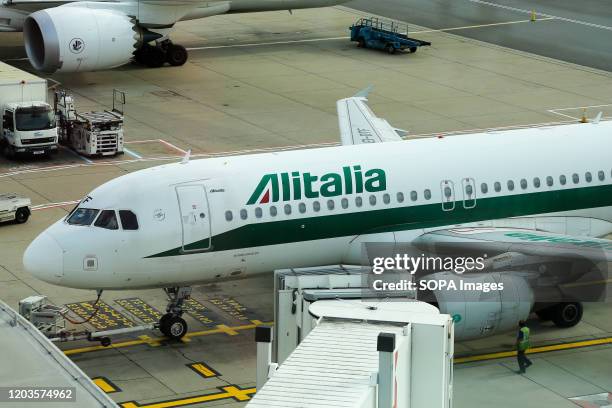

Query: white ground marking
547 104 612 120
123 147 143 159
32 200 80 211
186 18 551 50
467 0 612 31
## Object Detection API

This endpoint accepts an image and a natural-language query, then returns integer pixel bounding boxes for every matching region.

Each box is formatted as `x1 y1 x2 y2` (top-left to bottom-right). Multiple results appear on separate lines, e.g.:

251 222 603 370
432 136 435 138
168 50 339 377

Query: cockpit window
94 210 118 230
119 210 139 230
67 208 99 226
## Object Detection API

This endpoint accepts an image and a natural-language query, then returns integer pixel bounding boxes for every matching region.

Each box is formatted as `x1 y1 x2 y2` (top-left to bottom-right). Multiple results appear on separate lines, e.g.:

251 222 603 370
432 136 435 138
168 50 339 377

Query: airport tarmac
1 5 612 408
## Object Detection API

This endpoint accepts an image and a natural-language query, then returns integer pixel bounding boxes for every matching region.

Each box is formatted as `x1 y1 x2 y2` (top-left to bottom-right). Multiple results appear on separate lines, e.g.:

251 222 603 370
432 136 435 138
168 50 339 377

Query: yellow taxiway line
119 386 255 408
455 336 612 364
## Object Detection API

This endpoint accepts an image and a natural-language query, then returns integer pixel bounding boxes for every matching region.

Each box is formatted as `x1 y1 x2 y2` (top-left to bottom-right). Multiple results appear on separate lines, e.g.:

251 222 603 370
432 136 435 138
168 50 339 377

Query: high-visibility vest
518 327 530 351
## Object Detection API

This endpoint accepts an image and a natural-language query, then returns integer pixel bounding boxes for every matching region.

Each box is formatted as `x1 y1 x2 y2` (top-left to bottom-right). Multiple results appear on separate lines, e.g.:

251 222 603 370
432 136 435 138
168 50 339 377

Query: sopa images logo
69 38 85 54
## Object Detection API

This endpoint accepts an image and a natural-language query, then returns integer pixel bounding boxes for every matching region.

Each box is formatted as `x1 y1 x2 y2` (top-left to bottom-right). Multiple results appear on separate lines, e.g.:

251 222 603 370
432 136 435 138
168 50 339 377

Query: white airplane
0 0 347 72
24 91 612 340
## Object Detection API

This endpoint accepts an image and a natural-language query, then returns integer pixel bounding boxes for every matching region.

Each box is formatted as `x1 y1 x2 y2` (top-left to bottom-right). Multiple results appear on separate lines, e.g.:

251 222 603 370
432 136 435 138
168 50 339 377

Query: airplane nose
23 232 64 283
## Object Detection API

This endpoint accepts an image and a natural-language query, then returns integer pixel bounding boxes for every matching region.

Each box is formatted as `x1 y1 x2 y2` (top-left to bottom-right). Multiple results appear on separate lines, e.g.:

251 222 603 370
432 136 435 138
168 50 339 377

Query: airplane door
462 177 476 209
440 180 455 211
176 185 211 252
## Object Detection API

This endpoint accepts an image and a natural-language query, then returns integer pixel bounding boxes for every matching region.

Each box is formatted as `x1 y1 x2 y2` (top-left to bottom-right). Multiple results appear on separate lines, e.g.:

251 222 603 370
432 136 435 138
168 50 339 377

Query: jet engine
23 7 141 73
419 272 534 340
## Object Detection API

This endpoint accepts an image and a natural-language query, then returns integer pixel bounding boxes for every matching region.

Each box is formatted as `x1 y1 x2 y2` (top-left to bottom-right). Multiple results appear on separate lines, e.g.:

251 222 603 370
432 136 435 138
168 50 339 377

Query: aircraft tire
145 46 166 68
551 302 583 328
160 314 188 339
167 44 188 66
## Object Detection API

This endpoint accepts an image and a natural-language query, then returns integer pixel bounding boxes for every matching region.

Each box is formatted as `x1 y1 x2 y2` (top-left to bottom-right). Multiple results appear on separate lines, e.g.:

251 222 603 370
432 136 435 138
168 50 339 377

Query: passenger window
507 180 515 191
598 170 605 181
119 210 139 230
383 194 390 204
298 202 306 214
95 210 118 230
255 207 263 218
327 200 335 210
444 186 452 198
424 189 431 200
520 179 527 190
369 195 377 206
355 196 363 207
481 183 488 194
560 175 567 185
465 184 473 195
313 201 321 212
494 182 501 192
240 209 247 220
225 211 233 221
341 198 349 209
67 208 99 226
396 192 404 203
284 204 292 215
410 191 418 201
533 177 540 188
270 206 277 216
546 176 553 187
572 173 579 184
585 172 592 182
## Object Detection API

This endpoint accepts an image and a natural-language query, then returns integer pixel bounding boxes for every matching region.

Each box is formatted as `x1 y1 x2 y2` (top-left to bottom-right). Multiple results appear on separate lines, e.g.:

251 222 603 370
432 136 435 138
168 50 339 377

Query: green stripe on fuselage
146 184 612 258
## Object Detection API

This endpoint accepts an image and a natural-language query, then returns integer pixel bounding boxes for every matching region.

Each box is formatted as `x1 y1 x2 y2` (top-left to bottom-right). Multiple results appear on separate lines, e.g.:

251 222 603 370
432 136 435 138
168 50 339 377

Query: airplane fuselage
24 121 612 290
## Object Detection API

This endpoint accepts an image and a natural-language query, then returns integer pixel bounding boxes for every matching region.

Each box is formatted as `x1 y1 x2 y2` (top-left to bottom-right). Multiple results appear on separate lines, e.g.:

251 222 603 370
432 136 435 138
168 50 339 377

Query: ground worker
516 320 533 374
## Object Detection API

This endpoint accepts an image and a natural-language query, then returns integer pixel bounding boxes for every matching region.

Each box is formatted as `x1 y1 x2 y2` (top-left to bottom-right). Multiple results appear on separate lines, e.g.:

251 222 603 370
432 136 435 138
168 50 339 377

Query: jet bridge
247 266 454 408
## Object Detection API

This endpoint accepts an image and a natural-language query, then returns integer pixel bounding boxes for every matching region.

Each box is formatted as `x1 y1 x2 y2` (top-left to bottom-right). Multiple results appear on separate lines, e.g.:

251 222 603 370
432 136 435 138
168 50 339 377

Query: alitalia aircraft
0 0 346 72
24 90 612 340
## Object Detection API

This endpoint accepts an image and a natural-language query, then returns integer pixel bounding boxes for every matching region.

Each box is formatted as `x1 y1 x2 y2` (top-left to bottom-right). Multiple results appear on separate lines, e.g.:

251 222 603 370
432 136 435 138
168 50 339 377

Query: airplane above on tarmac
24 89 612 340
0 0 348 72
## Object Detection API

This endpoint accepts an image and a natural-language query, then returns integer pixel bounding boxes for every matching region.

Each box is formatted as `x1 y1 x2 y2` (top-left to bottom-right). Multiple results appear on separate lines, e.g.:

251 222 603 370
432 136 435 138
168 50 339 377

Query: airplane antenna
593 112 603 124
181 149 191 164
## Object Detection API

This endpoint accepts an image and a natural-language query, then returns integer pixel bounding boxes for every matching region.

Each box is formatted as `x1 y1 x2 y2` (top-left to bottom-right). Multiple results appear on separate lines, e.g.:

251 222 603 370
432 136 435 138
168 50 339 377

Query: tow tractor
350 17 431 54
0 193 31 224
18 294 153 347
55 89 125 157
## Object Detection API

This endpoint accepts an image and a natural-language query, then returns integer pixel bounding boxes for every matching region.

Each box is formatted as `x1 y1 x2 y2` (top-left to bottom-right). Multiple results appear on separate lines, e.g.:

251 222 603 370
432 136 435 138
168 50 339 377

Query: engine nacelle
420 272 534 340
23 7 140 73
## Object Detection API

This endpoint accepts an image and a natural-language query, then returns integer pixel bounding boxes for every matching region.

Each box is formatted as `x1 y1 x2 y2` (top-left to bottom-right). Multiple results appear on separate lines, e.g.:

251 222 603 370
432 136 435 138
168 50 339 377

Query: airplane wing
337 88 407 146
413 227 612 263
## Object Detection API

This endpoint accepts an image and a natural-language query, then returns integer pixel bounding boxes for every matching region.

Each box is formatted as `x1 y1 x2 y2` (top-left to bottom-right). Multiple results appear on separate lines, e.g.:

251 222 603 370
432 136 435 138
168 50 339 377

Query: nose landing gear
158 286 191 340
134 40 188 68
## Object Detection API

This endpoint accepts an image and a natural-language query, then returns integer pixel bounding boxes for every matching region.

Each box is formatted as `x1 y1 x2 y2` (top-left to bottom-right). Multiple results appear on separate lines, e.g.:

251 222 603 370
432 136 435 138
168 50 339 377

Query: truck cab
1 102 58 157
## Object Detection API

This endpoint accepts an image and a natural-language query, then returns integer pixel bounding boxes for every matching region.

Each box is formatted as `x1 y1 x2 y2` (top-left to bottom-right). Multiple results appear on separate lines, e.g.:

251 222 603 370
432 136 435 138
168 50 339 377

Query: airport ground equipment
0 299 119 407
350 17 431 54
273 265 417 363
249 299 454 408
18 295 153 347
0 61 58 157
55 89 125 157
0 193 31 224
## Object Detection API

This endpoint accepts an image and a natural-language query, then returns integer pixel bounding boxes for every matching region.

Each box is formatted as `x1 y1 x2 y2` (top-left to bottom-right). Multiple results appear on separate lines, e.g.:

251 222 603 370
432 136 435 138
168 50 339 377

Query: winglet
353 85 373 99
593 111 603 124
181 149 191 164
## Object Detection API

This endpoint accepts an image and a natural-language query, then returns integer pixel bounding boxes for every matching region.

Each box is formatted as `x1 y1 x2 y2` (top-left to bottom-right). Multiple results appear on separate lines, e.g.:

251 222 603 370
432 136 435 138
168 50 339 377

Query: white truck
55 89 125 157
0 62 58 157
0 193 31 224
